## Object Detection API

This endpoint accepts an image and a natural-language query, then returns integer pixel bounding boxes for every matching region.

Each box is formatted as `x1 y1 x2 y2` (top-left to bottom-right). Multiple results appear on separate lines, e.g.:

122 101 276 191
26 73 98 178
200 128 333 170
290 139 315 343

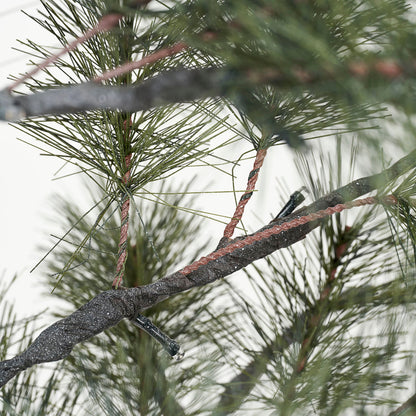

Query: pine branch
1 56 416 121
0 68 224 121
94 42 188 83
212 226 416 414
213 327 295 416
1 149 414 387
7 13 123 92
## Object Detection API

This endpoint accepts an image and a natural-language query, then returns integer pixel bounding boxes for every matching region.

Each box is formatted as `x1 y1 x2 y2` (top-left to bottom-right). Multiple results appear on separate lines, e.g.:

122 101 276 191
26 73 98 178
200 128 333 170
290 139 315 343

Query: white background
0 1 85 313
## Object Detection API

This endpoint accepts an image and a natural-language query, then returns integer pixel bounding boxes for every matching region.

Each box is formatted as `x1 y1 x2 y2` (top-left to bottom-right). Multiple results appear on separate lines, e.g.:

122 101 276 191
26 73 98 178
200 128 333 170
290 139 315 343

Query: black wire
131 314 181 358
275 186 308 219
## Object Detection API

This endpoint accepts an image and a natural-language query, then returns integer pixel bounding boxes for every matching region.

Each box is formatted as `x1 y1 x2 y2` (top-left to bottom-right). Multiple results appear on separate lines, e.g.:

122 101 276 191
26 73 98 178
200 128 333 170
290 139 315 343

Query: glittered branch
0 149 415 387
179 196 396 276
0 290 141 387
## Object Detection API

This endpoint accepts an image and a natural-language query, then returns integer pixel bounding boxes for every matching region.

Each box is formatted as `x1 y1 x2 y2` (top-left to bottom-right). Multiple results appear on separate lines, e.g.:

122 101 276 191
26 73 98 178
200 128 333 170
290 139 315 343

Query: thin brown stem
221 149 268 243
8 14 123 92
112 154 132 289
94 42 188 83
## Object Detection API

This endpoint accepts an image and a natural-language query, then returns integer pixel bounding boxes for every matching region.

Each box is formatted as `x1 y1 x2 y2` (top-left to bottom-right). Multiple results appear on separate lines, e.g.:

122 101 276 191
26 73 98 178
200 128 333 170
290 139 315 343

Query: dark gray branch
0 290 143 387
1 56 414 121
0 68 225 121
1 149 415 388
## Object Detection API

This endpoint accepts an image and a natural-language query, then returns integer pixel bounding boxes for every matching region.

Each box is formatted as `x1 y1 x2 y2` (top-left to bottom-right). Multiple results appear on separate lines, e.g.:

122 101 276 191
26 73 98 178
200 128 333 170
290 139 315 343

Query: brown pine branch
94 42 188 83
0 150 414 387
7 0 153 92
112 118 133 289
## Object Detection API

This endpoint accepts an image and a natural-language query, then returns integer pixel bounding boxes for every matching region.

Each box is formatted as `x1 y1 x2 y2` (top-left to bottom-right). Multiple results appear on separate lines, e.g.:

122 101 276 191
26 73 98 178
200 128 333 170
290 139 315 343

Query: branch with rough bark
0 149 414 388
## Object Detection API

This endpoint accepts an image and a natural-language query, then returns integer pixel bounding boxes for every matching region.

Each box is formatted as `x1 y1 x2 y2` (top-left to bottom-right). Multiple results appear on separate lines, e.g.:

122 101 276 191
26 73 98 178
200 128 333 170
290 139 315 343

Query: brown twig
5 0 155 91
7 14 123 92
94 42 188 83
221 149 268 242
246 58 416 86
112 119 132 289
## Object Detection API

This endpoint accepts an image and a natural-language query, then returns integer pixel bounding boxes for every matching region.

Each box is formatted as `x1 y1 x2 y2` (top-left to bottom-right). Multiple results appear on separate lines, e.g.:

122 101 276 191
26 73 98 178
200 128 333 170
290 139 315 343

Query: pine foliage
3 0 416 415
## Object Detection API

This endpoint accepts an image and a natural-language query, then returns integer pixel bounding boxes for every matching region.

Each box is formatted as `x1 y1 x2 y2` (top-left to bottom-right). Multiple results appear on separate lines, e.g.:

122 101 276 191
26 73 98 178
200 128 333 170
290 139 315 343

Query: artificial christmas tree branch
93 42 188 83
1 57 415 121
0 68 223 121
0 148 413 388
6 13 123 93
1 0 415 411
6 0 153 93
112 118 133 290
